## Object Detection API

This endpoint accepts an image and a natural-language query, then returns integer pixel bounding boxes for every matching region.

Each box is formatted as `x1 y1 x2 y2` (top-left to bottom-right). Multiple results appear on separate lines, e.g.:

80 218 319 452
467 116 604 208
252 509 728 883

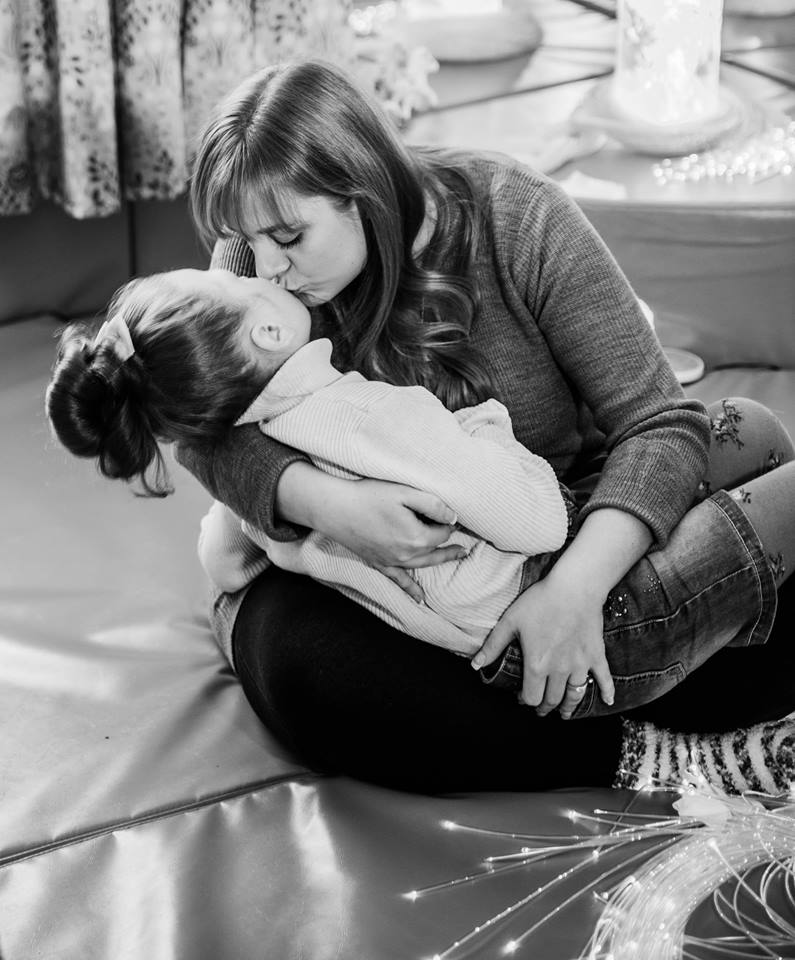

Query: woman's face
235 192 368 307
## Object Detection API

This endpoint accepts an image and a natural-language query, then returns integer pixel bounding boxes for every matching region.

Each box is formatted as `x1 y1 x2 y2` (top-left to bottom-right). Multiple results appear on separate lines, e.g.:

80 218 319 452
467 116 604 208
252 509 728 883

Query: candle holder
571 0 745 157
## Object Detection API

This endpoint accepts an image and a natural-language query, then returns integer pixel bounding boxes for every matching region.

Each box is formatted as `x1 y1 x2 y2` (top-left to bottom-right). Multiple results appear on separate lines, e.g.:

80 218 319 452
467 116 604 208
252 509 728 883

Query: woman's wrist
275 459 350 532
548 508 653 601
275 460 323 529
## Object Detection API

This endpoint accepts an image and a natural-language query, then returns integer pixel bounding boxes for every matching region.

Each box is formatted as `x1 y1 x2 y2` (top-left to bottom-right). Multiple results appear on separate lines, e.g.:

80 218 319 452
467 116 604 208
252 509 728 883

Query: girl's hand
472 573 615 717
317 477 466 602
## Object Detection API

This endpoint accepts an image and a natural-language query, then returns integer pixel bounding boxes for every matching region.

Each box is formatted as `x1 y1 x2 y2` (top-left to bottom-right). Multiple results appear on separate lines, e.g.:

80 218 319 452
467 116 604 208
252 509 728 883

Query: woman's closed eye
274 233 302 250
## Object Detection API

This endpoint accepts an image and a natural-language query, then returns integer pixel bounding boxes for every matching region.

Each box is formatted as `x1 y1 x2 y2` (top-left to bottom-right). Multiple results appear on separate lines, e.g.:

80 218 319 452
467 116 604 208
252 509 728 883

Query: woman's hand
328 478 467 601
472 507 653 717
276 462 466 601
473 573 614 717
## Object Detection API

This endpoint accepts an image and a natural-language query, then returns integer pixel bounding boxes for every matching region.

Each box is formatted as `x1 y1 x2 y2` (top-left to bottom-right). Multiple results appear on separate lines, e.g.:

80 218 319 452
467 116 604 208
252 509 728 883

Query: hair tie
93 315 135 362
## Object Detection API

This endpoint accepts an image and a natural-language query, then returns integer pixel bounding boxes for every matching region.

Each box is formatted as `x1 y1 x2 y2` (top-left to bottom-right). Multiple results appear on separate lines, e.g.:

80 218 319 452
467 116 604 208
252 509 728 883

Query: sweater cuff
578 444 704 547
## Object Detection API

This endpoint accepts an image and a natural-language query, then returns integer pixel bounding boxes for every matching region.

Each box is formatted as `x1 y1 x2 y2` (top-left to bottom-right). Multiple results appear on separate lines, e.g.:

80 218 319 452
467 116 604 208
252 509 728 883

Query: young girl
46 268 794 735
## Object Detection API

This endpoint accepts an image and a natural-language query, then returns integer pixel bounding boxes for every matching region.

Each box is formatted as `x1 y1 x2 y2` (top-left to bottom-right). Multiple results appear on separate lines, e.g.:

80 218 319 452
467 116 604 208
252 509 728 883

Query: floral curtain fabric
0 0 416 219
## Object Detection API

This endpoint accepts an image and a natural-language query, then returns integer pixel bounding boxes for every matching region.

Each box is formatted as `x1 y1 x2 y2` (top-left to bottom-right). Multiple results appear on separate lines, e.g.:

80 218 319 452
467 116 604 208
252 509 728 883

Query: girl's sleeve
198 500 271 593
175 236 310 539
506 174 710 546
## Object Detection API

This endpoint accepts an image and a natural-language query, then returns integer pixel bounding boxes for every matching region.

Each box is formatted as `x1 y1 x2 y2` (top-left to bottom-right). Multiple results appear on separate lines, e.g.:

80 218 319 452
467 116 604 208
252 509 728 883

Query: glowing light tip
441 820 457 830
503 940 519 955
403 890 419 901
567 809 580 821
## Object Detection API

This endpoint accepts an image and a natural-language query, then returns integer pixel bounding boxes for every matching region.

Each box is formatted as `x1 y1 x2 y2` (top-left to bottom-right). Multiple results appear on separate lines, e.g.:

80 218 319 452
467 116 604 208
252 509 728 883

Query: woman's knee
703 397 795 492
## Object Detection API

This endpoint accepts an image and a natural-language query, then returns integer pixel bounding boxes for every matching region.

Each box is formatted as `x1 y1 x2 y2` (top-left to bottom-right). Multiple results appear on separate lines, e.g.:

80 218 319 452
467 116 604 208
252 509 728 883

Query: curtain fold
0 0 362 218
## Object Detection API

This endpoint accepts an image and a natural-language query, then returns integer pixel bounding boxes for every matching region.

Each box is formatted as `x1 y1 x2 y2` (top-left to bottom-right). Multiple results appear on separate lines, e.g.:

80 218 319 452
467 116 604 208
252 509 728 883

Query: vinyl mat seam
0 770 323 868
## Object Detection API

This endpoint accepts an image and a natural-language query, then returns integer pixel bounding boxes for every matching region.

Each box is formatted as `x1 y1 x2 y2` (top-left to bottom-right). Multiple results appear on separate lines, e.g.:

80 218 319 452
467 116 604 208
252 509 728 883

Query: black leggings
232 563 795 795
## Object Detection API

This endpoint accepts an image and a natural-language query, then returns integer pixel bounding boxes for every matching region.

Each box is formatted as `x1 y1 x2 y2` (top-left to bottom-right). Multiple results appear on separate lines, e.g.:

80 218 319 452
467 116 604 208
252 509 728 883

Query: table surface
405 0 795 209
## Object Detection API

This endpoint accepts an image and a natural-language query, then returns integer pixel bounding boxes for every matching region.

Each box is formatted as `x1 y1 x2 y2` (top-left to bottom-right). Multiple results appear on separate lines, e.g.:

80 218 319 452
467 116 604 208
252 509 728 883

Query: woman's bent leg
232 567 624 793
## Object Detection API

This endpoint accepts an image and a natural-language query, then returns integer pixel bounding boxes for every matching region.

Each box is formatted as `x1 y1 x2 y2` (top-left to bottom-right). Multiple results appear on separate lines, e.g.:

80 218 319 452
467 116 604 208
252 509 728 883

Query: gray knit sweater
177 151 709 583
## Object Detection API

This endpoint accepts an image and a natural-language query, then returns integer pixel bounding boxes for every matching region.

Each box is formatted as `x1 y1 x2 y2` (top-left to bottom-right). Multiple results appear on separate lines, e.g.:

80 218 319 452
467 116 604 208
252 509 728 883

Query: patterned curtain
0 0 433 219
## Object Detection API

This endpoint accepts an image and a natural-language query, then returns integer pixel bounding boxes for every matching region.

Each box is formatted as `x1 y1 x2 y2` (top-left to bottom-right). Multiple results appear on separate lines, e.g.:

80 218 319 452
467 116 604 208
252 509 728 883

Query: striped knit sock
614 714 795 795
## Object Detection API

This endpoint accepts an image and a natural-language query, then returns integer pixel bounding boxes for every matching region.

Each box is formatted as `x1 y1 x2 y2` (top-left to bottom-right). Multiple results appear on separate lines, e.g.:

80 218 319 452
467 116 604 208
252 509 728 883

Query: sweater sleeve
210 235 256 275
198 500 271 593
502 173 710 545
174 237 309 539
175 427 308 541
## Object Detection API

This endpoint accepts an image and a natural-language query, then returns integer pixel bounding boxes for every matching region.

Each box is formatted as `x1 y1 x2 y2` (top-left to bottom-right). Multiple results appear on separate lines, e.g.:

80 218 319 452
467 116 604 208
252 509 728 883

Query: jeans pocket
571 661 687 718
479 640 523 689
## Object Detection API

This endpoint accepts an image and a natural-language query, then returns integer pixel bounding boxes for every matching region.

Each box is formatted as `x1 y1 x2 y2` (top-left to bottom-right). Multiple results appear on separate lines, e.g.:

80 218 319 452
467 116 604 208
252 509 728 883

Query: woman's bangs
206 167 301 243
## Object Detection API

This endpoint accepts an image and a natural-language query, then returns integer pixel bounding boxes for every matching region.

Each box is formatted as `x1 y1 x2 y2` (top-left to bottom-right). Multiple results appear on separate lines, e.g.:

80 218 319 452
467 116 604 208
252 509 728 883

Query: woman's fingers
402 543 468 569
558 677 592 720
533 672 569 715
470 619 513 670
591 658 615 708
403 489 458 528
378 565 425 603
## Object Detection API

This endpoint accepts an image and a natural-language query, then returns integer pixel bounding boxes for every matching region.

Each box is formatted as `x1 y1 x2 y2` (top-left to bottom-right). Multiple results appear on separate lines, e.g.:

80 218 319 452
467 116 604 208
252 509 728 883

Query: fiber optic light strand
406 770 795 960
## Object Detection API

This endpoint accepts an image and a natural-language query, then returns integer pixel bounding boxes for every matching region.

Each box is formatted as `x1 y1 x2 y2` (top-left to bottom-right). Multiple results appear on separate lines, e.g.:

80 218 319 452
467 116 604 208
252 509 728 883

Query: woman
177 59 795 794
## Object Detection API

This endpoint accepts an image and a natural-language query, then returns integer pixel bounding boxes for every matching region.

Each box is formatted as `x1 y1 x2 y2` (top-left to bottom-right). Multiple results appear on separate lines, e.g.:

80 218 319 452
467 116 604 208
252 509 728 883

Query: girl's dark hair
191 58 495 411
45 273 269 496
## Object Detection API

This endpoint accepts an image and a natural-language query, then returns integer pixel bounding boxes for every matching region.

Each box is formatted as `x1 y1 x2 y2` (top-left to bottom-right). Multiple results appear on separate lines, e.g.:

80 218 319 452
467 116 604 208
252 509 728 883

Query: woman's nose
253 242 289 282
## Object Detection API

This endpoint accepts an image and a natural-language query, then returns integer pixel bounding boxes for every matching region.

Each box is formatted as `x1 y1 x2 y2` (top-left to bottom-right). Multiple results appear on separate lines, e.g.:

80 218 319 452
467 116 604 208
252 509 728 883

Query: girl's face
235 192 368 307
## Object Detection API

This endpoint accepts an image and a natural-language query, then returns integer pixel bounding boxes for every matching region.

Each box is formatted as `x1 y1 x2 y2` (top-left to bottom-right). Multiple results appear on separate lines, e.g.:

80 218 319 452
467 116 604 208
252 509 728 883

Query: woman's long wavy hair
45 274 268 496
190 59 496 411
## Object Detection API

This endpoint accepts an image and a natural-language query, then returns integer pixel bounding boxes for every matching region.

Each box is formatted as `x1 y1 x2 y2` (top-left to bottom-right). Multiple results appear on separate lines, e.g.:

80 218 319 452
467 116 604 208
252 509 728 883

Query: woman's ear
250 321 295 353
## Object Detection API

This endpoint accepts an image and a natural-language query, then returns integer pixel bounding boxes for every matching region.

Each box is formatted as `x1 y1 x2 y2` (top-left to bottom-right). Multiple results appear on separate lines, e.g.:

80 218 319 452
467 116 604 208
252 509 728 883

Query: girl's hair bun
45 322 168 495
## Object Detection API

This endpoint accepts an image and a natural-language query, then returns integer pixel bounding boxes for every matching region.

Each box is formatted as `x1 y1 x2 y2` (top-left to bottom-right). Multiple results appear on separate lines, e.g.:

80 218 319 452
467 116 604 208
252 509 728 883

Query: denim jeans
479 489 778 716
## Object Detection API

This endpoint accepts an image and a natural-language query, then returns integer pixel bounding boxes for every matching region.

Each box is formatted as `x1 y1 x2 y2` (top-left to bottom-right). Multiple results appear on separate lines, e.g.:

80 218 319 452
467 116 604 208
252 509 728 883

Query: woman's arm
179 237 464 583
507 173 711 545
175 426 309 541
477 171 711 714
474 507 651 715
275 460 466 601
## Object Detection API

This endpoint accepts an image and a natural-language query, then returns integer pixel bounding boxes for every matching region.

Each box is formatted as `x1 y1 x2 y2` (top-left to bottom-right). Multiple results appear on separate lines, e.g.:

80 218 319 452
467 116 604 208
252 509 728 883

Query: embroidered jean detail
711 399 744 448
767 448 784 472
732 486 752 504
696 478 713 501
768 551 786 581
